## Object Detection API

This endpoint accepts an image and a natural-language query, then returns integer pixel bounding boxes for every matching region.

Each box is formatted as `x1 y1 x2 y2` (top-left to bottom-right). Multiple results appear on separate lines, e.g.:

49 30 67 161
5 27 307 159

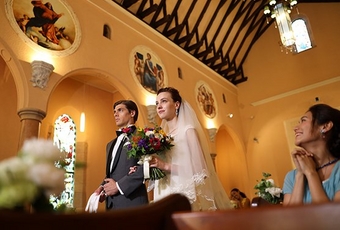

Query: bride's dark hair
157 87 182 104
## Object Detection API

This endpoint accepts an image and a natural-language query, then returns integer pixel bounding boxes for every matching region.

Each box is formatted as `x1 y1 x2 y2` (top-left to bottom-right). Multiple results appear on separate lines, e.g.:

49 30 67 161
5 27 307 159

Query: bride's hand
150 155 171 172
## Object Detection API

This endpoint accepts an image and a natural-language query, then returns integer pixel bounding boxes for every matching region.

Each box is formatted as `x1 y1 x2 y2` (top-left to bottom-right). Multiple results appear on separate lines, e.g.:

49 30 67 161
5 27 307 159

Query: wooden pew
251 196 277 207
172 201 340 230
1 193 191 230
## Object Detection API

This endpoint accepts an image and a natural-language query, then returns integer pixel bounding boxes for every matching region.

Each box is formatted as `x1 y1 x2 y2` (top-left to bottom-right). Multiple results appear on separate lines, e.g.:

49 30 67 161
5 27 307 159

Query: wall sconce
145 105 157 124
227 113 234 118
80 112 86 132
264 0 298 52
207 128 218 142
31 60 54 89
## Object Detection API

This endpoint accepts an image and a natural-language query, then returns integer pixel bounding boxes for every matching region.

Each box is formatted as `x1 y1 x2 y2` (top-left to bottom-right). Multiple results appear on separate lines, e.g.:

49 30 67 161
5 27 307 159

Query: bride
148 87 232 211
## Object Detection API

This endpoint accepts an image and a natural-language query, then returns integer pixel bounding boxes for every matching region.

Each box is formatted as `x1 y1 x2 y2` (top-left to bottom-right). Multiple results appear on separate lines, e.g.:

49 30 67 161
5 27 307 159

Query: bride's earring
175 108 179 116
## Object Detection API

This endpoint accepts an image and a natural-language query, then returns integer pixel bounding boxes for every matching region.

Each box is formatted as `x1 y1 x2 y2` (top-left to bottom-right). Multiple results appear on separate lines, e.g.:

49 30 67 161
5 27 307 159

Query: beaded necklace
316 158 339 171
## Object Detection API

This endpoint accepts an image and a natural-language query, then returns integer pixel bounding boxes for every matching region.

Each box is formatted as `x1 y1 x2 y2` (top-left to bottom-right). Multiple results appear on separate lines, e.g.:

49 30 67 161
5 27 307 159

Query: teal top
283 161 340 203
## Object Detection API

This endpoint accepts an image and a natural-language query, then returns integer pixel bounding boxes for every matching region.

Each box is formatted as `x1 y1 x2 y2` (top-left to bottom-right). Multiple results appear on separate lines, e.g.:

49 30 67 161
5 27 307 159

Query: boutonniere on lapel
116 126 136 137
121 127 133 134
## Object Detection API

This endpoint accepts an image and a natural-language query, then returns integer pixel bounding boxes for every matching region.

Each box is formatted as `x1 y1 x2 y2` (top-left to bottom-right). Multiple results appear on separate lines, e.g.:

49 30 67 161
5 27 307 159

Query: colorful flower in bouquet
0 138 66 212
254 172 283 204
124 126 174 180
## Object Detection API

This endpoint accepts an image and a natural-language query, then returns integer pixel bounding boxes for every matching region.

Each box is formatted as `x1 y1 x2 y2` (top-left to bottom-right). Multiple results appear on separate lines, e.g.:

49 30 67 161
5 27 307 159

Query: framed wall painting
195 81 217 119
130 45 167 94
5 0 81 56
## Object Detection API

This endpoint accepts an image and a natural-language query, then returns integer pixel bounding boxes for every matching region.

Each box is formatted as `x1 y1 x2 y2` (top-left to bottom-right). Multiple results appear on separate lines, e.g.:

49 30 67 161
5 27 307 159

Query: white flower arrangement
0 138 65 211
254 172 283 204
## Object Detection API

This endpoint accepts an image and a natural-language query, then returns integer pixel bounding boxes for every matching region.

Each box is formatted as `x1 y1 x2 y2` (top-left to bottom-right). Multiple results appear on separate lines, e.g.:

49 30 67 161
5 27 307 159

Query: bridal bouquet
254 172 283 204
0 138 65 212
125 126 174 180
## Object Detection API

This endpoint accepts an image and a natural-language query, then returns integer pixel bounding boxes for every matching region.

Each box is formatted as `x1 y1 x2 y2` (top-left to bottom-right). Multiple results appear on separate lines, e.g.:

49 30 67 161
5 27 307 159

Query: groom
94 100 148 210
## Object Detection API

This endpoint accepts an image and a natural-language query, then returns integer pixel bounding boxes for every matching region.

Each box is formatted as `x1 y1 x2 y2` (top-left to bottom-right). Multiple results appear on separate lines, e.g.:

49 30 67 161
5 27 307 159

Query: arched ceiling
113 0 340 85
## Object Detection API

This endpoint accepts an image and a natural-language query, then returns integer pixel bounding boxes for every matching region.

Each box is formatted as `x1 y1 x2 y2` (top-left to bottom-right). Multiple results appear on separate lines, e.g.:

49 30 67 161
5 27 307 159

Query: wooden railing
172 201 340 230
1 193 191 230
3 193 340 229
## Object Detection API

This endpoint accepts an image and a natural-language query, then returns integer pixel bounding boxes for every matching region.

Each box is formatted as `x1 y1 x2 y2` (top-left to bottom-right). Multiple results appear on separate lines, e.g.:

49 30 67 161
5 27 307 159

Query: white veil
159 100 232 210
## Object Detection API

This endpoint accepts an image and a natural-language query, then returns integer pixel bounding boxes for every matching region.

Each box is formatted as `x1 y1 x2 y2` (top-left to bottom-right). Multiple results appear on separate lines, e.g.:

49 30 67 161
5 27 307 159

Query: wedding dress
153 101 232 211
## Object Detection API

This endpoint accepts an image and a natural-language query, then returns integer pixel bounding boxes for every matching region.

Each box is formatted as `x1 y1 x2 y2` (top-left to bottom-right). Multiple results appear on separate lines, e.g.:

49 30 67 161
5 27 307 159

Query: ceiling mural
5 0 81 56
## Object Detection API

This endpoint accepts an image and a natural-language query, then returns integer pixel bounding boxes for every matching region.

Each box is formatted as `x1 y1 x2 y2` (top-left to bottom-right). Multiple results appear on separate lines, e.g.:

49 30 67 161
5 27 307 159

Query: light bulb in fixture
264 6 270 14
290 0 297 6
269 0 276 5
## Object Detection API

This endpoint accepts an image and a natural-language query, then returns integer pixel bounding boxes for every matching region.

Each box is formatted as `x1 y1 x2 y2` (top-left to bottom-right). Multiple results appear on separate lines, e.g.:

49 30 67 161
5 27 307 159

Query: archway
0 56 21 158
41 69 149 211
215 125 249 199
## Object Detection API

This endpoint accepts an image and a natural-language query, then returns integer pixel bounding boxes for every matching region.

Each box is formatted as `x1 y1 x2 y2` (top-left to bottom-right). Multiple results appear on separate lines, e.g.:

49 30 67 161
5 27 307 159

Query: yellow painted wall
0 1 340 208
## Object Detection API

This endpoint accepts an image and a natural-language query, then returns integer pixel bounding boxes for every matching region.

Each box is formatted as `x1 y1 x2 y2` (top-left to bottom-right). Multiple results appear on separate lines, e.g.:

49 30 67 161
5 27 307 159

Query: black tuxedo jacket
105 128 148 210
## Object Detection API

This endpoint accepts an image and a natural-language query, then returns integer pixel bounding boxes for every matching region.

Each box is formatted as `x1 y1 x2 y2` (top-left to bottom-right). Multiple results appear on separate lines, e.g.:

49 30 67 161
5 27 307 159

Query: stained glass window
51 114 76 209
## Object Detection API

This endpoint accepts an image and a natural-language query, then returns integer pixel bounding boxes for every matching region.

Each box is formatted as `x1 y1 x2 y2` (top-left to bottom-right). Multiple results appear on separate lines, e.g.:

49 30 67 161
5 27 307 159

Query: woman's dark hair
308 103 340 157
231 188 239 193
239 191 247 198
113 100 139 122
157 87 182 104
231 188 247 198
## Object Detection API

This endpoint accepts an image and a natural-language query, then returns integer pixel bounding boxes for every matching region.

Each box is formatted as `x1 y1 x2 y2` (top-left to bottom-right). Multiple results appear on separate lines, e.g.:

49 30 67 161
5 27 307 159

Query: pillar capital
17 108 46 122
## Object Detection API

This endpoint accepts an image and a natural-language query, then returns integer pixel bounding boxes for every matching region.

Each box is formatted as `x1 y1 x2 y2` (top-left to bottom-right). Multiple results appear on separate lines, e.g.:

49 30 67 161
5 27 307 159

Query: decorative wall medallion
195 81 217 118
5 0 81 56
130 45 167 94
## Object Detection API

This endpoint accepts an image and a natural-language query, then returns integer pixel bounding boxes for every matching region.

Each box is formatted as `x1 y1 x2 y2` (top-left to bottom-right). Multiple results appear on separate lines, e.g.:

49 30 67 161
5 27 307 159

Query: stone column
210 153 217 170
17 108 46 150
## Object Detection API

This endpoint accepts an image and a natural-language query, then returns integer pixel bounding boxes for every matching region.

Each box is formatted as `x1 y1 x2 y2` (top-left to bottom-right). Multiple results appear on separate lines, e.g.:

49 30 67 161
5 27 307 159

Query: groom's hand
103 178 119 196
94 185 104 195
94 185 106 202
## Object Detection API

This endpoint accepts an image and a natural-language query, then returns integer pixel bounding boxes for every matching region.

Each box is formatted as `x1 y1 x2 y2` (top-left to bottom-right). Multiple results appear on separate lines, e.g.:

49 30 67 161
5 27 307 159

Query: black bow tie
116 125 136 137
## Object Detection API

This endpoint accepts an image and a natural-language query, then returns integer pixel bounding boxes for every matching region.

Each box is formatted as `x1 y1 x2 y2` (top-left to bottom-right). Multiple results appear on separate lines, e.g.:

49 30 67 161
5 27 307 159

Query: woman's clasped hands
291 147 316 174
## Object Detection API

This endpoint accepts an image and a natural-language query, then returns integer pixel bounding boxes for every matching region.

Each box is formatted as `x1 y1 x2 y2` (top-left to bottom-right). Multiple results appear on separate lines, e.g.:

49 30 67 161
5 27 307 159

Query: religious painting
130 45 167 94
195 81 217 118
5 0 81 56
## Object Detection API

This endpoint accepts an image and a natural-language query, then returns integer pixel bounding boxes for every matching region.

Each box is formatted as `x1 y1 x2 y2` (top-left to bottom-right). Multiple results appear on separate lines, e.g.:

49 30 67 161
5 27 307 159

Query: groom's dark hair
113 100 139 122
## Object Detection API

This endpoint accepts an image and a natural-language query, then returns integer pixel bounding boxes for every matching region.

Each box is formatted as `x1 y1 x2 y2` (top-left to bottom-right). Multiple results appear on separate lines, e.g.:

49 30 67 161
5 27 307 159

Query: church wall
0 1 340 205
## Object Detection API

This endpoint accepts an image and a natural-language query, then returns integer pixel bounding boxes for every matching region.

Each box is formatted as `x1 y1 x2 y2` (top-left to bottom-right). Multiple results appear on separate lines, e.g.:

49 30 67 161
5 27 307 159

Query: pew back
172 202 340 230
1 193 191 230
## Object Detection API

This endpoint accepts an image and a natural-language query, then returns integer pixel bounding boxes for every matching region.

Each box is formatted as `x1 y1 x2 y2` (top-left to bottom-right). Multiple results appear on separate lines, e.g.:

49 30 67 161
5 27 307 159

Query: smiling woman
283 104 340 205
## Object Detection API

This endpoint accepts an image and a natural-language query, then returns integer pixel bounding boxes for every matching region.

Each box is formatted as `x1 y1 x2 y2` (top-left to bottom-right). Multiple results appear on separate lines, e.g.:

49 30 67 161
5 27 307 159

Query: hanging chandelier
264 0 298 52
